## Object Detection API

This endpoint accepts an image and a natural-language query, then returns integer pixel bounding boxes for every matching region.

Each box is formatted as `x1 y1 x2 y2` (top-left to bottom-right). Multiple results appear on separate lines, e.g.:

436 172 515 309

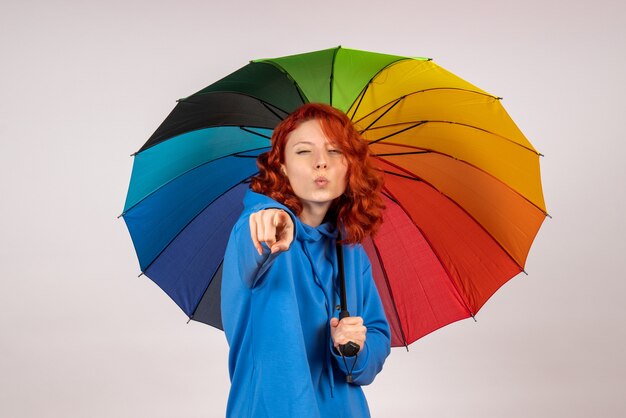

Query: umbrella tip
186 316 193 324
546 212 553 219
470 313 477 322
138 271 144 278
522 269 528 276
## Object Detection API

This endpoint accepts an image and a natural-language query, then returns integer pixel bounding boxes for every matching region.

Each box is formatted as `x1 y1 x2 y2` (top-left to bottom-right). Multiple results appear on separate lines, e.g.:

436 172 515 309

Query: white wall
1 0 624 416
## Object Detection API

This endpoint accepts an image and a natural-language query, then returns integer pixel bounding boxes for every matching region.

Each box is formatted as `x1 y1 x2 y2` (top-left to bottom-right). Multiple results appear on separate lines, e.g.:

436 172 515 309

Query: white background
1 0 625 416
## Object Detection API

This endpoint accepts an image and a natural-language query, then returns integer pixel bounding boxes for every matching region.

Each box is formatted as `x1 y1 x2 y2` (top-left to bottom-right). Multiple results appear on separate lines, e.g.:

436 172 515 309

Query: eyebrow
292 140 339 148
291 141 314 147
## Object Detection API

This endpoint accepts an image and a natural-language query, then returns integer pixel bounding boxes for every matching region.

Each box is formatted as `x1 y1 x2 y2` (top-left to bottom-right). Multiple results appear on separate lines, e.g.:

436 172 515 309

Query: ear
280 164 287 176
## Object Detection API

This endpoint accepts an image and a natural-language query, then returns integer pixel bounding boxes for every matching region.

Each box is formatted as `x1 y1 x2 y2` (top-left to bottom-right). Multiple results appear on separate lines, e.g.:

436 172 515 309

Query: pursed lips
314 176 329 186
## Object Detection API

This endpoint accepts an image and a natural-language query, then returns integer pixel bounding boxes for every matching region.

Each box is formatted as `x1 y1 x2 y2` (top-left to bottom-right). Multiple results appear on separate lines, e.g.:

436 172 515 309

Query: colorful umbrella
121 46 547 347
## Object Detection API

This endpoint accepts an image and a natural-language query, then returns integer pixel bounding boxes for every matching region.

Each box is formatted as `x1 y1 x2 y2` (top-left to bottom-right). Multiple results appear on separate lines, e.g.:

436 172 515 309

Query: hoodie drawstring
302 241 337 398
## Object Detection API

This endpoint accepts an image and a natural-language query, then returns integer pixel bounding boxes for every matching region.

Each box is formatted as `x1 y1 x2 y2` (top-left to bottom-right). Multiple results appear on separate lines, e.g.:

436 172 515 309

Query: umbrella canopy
121 46 547 347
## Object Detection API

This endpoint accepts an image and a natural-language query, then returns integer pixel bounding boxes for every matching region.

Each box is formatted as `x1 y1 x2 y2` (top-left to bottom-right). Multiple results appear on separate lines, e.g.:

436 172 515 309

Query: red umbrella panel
363 143 546 347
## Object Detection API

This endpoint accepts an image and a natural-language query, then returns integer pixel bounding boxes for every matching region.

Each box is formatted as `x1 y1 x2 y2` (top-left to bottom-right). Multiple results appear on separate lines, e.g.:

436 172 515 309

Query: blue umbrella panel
122 125 273 329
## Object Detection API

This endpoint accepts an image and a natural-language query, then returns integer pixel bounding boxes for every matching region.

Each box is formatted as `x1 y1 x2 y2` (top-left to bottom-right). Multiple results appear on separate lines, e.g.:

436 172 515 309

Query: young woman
221 103 391 418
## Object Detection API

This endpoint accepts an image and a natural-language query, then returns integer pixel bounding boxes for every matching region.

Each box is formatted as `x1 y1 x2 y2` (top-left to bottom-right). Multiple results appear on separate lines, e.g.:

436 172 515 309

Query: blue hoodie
221 190 391 418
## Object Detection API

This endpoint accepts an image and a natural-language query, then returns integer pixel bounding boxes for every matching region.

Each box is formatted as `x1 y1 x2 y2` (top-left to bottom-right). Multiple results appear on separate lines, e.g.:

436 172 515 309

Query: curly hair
250 103 385 244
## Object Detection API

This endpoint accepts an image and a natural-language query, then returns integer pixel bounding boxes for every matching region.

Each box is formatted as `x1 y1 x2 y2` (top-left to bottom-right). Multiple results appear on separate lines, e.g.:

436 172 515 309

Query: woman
221 103 391 418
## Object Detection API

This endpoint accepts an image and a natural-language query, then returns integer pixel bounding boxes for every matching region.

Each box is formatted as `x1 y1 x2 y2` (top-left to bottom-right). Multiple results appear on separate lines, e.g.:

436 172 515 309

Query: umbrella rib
135 178 257 279
330 46 341 106
239 126 272 140
368 237 410 350
178 88 297 118
122 144 269 216
255 60 310 104
188 259 224 326
380 187 476 318
380 170 424 182
184 61 309 109
362 96 405 134
373 141 548 216
259 101 288 122
351 87 501 126
375 151 431 156
363 120 541 156
378 159 530 273
366 121 426 146
135 98 283 154
232 153 263 159
348 83 369 122
347 57 415 121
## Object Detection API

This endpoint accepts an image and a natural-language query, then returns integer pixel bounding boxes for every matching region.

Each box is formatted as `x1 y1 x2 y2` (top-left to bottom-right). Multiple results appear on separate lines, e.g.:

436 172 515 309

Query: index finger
249 213 263 255
271 211 294 253
338 316 364 326
273 210 290 227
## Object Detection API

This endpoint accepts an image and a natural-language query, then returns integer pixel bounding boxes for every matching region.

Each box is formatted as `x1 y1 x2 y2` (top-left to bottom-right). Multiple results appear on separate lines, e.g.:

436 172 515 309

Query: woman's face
281 119 348 219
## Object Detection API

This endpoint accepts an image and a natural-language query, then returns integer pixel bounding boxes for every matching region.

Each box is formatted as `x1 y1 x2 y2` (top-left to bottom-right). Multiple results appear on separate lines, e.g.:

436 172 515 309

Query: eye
328 149 343 154
295 149 311 155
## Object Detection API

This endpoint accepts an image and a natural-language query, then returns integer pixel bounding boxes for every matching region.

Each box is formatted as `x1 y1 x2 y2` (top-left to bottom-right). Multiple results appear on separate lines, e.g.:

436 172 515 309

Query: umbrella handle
338 310 360 357
336 234 360 358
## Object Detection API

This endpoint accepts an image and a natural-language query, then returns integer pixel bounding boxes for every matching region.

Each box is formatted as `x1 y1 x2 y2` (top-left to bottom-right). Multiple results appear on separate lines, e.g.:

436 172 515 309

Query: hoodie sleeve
331 256 391 386
225 203 298 289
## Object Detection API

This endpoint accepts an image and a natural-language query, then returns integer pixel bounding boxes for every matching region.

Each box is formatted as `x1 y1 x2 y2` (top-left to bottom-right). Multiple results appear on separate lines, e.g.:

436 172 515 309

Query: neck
299 201 331 227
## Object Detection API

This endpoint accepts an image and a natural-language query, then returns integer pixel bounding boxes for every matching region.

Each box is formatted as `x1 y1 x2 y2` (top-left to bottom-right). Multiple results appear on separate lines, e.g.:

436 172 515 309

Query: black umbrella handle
338 310 360 357
336 236 360 358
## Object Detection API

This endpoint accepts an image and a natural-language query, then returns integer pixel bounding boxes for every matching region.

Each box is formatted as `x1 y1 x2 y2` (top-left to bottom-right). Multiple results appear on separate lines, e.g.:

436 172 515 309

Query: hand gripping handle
338 310 360 357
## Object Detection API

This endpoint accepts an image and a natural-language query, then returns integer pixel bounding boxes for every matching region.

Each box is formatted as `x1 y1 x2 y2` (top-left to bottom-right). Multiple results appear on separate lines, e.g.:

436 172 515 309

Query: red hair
251 103 384 244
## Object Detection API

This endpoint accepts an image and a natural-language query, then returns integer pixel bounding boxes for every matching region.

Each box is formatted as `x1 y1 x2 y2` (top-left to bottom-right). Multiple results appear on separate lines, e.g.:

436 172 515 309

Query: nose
315 152 327 169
